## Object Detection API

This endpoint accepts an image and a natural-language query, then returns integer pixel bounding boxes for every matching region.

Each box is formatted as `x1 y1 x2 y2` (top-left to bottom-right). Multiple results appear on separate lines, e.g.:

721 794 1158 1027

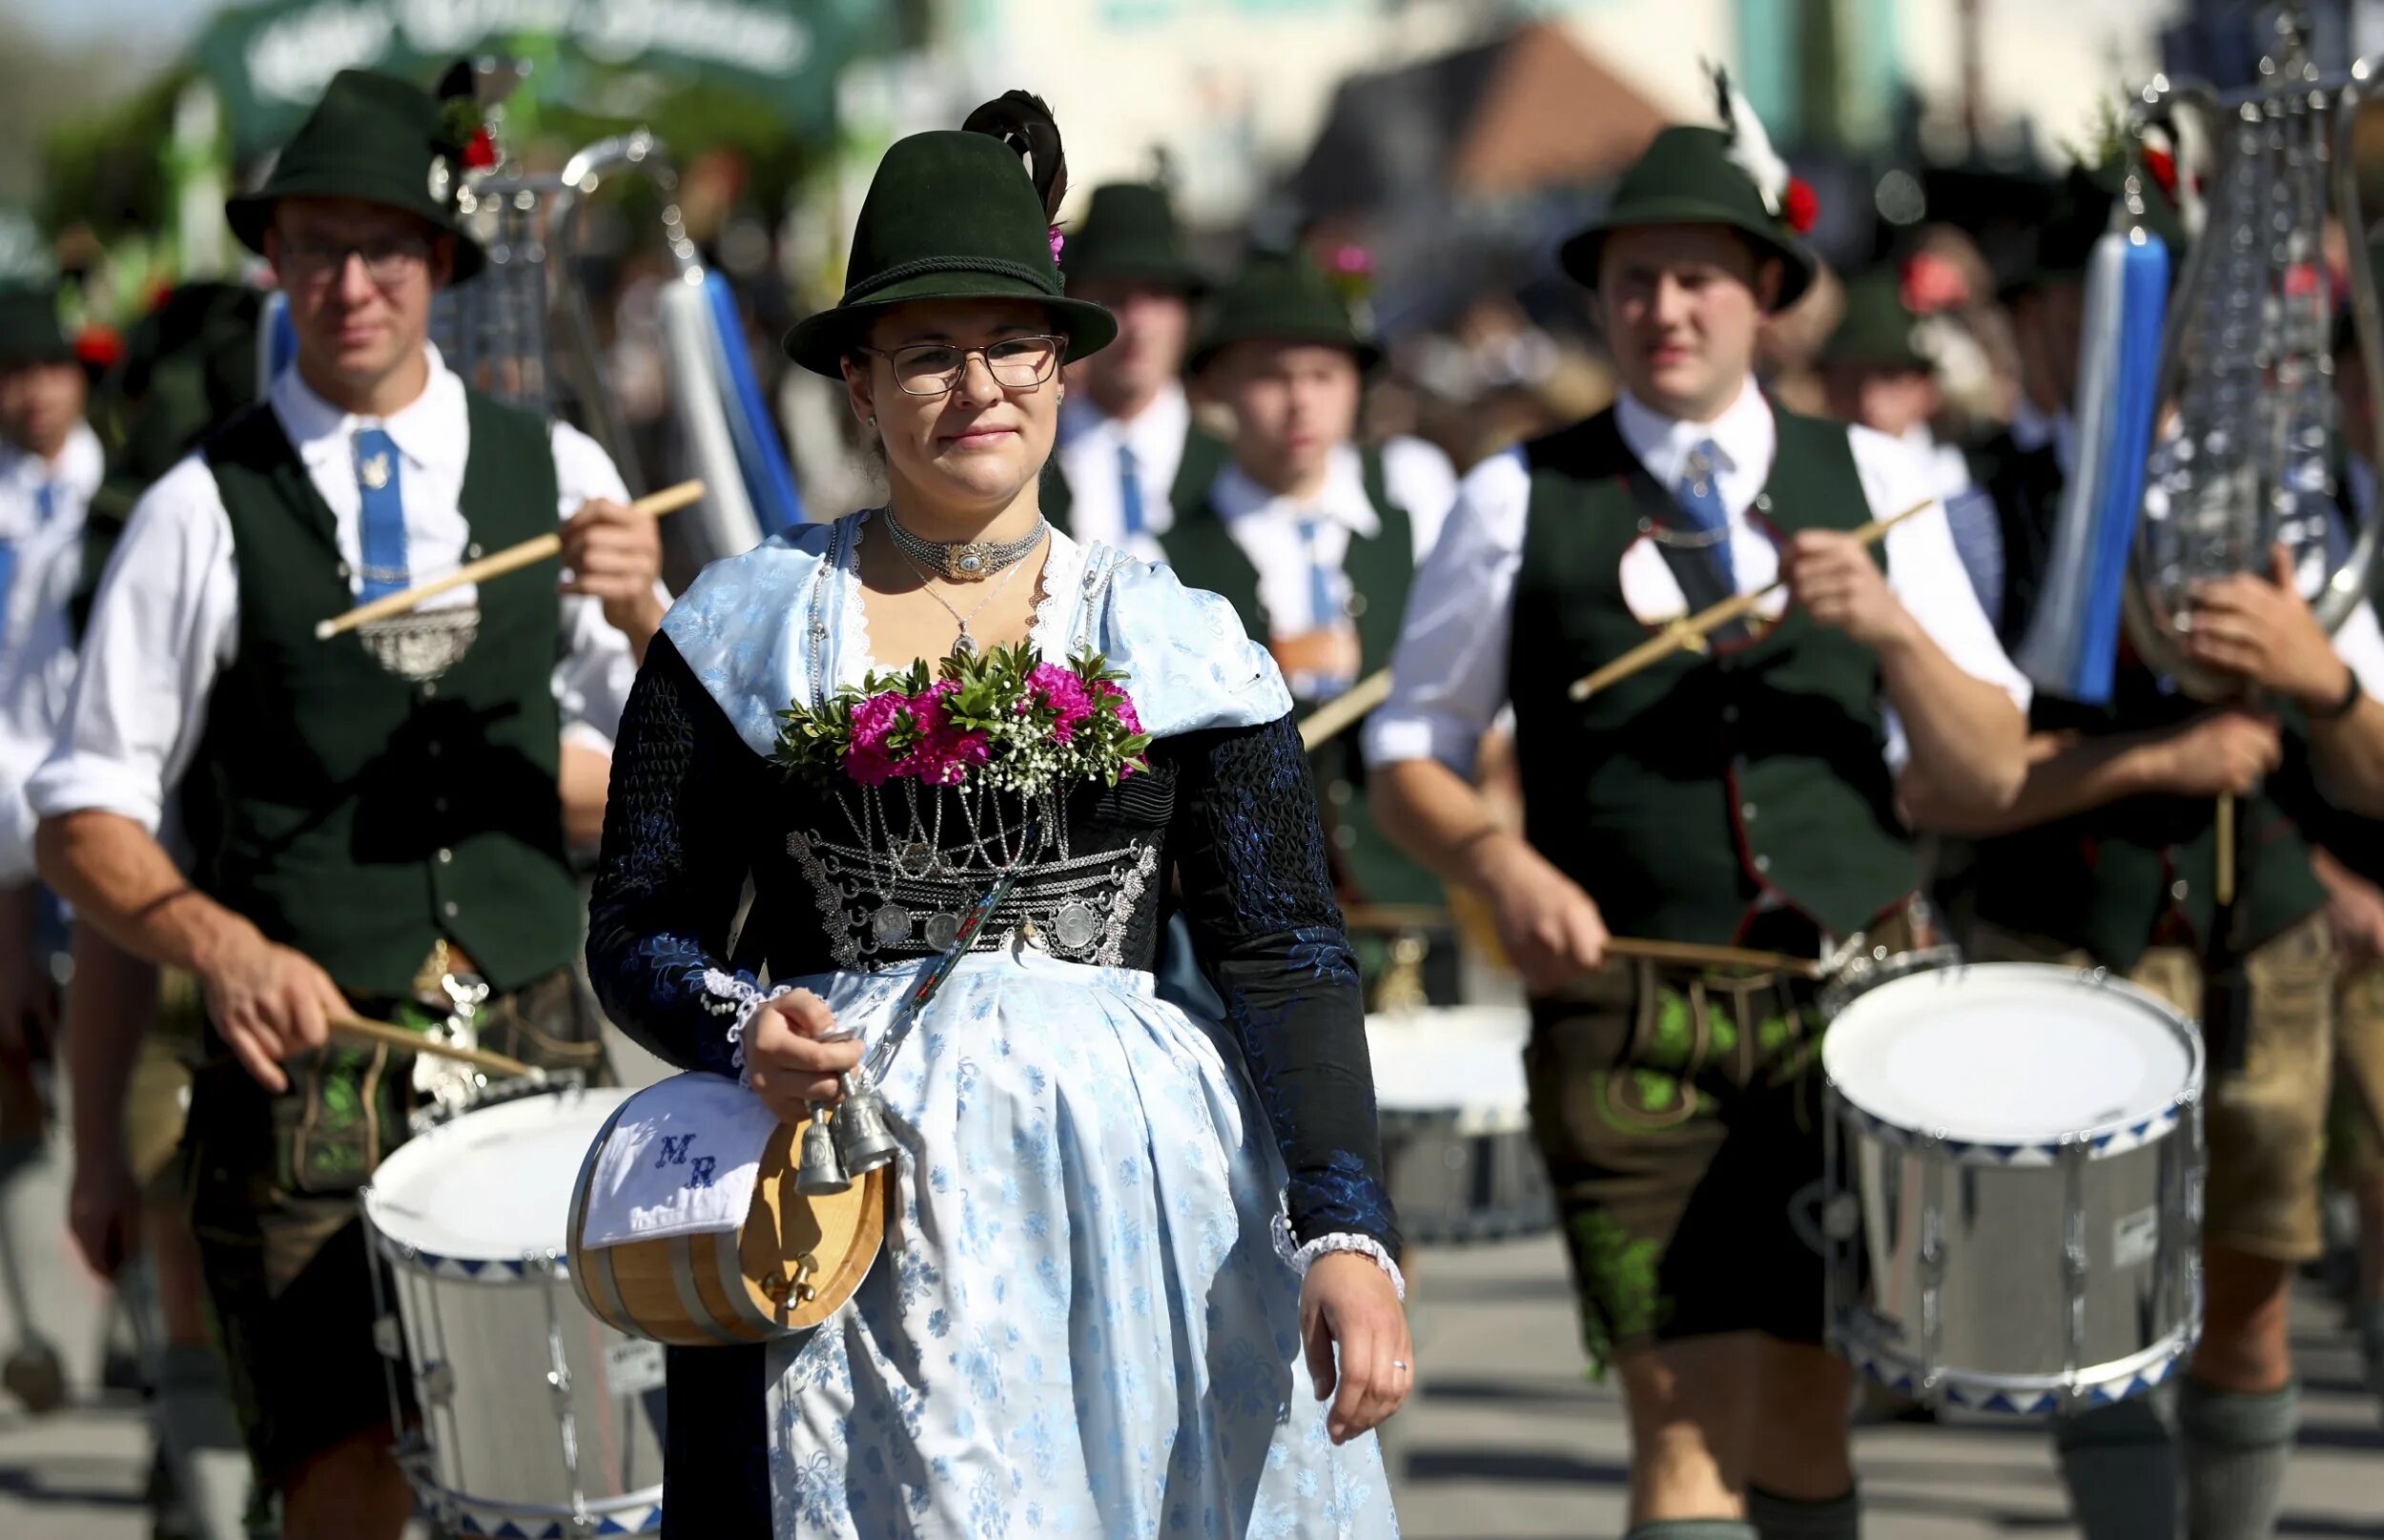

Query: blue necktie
1674 441 1736 591
33 481 55 526
354 428 407 601
1297 517 1338 629
1118 443 1145 541
0 483 48 640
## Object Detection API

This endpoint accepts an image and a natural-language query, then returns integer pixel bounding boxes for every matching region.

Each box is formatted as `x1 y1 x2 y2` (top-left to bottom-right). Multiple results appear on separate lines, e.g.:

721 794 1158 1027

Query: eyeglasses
276 233 435 289
857 335 1064 397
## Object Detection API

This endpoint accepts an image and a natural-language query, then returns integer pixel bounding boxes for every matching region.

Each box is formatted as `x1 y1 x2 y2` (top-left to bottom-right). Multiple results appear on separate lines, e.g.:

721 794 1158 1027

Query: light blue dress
588 517 1404 1539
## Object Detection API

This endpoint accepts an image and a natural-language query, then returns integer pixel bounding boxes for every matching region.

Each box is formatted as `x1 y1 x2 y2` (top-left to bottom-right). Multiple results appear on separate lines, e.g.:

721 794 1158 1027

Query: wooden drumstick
332 1014 538 1080
314 479 705 641
1344 903 1825 976
1299 669 1394 749
2215 791 2236 906
1567 498 1936 703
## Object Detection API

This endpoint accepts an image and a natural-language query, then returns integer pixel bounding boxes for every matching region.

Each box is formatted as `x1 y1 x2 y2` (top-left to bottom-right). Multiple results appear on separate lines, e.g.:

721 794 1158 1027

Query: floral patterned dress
586 516 1404 1539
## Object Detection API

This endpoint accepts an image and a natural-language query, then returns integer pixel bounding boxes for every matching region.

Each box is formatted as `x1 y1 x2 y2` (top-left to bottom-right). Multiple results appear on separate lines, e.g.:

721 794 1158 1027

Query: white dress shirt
1054 381 1196 563
1365 380 2032 780
1207 437 1457 640
31 346 642 841
0 422 103 882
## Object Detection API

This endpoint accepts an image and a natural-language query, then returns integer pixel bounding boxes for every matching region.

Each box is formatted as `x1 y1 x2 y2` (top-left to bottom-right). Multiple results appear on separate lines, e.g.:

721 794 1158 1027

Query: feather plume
1708 61 1789 217
960 91 1069 221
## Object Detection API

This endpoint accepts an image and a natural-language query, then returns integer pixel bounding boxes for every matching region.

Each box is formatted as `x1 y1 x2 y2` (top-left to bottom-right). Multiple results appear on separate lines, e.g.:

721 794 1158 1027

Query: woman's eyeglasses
859 335 1063 397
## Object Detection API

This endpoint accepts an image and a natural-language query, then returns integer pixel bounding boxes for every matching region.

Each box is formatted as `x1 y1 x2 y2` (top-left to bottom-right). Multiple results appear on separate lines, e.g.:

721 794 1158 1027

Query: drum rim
363 1082 634 1274
1821 961 2205 1162
1834 1316 2196 1414
401 1449 665 1530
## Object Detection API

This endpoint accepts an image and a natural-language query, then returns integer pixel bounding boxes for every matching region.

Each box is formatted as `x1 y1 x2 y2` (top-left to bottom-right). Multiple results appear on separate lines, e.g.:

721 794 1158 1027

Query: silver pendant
1052 899 1100 952
950 630 979 660
871 903 914 947
953 546 988 577
895 840 935 878
924 913 960 952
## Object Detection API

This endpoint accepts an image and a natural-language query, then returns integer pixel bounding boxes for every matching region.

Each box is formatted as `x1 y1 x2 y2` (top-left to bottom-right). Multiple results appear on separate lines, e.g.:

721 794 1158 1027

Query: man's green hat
1190 249 1380 374
1559 125 1817 310
1060 182 1208 294
0 282 73 367
225 69 485 282
784 100 1117 379
1820 272 1930 372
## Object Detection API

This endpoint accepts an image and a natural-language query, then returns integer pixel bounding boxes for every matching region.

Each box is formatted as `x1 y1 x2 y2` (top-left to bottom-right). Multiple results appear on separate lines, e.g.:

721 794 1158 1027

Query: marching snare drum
1820 962 2204 1414
362 1083 668 1537
1367 1005 1552 1244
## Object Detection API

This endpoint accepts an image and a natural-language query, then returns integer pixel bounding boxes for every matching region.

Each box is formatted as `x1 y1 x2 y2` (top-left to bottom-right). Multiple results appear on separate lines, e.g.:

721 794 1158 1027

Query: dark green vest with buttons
195 392 580 996
1159 448 1439 906
1507 406 1919 943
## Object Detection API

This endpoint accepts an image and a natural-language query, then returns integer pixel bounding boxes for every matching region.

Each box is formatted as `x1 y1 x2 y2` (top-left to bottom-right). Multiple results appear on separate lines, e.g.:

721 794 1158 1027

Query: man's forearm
34 811 255 978
64 930 158 1161
1371 756 1531 892
2310 696 2384 816
1904 729 2165 836
1878 627 2027 815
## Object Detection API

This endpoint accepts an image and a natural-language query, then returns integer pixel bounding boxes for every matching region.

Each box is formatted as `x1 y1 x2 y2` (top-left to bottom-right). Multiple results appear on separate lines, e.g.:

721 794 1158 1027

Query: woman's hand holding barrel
745 990 862 1124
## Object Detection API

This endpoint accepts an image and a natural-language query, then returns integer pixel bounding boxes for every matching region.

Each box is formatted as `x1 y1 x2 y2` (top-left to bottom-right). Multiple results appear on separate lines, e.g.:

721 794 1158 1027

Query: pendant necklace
888 524 1045 659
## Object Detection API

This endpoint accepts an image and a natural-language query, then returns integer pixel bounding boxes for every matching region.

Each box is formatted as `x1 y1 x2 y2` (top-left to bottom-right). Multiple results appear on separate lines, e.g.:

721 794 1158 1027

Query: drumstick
1299 669 1393 749
314 479 706 640
1567 498 1936 702
1346 903 1824 976
2215 791 2236 906
331 1013 539 1080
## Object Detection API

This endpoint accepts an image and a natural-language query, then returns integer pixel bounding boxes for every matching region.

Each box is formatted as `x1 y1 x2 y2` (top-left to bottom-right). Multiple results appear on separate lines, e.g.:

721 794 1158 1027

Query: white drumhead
1367 1004 1530 1115
364 1085 634 1263
1823 963 2196 1143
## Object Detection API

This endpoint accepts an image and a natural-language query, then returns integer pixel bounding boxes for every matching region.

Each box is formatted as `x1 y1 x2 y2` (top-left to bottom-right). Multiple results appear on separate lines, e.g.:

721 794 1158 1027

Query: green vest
1159 448 1438 906
1041 418 1231 543
195 392 580 996
1507 406 1919 943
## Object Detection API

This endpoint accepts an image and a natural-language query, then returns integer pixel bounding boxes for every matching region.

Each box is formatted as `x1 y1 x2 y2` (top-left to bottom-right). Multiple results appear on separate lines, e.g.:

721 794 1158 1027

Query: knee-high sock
2358 1298 2384 1418
1747 1484 1858 1540
2178 1378 2298 1540
2053 1392 2178 1540
1624 1523 1757 1540
155 1343 255 1540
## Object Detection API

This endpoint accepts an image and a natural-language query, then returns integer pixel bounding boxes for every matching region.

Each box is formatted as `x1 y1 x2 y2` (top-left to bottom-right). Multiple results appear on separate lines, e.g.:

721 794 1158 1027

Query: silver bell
833 1076 901 1177
794 1105 851 1195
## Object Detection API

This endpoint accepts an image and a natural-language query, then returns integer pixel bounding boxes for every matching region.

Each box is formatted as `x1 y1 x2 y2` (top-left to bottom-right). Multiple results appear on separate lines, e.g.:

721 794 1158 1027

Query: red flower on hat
463 127 499 171
75 325 123 369
2142 146 2177 200
1782 176 1819 236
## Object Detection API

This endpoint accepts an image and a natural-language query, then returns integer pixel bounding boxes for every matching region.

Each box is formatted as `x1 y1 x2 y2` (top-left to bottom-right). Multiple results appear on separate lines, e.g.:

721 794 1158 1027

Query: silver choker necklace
883 509 1050 582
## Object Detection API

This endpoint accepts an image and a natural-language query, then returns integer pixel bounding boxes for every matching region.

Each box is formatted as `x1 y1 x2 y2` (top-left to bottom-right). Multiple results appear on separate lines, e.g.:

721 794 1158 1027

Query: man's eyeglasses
857 335 1064 397
277 233 435 289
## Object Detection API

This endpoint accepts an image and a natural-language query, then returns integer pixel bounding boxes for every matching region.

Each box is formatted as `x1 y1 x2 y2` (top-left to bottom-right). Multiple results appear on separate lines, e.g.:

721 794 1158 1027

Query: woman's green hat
1820 272 1931 372
0 283 73 367
225 69 484 283
1559 125 1818 309
1190 249 1380 374
784 93 1117 379
1060 183 1209 294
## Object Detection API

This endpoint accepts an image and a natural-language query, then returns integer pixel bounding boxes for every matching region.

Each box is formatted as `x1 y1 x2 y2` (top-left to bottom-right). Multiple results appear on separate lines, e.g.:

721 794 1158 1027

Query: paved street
2 1119 2379 1537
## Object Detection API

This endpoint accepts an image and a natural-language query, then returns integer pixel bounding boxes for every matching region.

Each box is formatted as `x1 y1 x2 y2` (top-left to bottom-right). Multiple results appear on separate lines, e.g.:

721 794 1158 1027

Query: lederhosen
1507 405 1920 1366
1964 432 2337 1265
181 393 606 1482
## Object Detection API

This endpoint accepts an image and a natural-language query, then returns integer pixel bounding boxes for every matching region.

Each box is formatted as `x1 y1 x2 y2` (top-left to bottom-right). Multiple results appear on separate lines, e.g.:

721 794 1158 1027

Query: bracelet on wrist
2309 663 2364 723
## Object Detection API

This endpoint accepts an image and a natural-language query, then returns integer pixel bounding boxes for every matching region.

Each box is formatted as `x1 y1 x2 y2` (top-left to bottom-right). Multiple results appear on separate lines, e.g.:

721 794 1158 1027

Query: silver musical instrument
1819 958 2204 1414
2126 6 2384 697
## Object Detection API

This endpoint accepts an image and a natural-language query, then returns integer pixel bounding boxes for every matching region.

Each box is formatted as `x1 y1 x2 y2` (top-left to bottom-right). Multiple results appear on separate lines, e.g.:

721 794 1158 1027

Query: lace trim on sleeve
700 969 793 1078
1270 1211 1408 1302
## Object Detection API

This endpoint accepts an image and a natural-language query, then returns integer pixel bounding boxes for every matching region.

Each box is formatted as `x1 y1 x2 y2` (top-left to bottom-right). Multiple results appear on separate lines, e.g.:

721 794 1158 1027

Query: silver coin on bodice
924 913 961 952
1052 899 1100 952
871 903 913 947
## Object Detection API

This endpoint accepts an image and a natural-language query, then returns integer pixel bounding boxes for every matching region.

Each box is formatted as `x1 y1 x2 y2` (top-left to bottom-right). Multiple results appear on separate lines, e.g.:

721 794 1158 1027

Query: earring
866 415 876 432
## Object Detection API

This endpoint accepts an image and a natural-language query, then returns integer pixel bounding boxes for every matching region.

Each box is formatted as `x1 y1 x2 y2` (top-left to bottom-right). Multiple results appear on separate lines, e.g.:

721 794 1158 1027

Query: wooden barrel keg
565 1098 891 1346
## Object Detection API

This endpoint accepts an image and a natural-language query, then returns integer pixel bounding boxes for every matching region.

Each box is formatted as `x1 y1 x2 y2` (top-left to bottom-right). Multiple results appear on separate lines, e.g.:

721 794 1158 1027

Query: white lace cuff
1270 1212 1407 1302
701 970 792 1079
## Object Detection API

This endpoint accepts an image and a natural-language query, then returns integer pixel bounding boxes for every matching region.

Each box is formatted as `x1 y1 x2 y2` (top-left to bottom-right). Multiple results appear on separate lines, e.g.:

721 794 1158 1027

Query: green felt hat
1821 272 1930 371
225 70 484 283
785 122 1117 379
1560 125 1816 310
0 282 73 366
1190 248 1380 374
1060 182 1208 294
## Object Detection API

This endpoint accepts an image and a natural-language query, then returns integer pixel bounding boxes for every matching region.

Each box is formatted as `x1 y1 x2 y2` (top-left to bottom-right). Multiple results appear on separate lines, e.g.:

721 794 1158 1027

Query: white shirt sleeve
28 455 240 833
1362 447 1531 779
1382 436 1461 563
548 421 651 755
2333 599 2384 696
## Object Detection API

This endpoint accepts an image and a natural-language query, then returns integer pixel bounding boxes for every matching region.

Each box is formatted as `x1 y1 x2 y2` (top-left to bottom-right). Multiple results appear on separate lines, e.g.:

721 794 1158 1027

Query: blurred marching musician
0 279 99 1415
1044 179 1226 561
1172 247 1457 985
29 70 664 1539
1906 159 2384 1540
1365 77 2030 1540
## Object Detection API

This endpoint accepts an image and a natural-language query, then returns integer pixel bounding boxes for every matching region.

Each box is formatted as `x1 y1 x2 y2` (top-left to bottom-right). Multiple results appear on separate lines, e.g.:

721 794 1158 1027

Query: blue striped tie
1118 443 1145 540
1675 441 1736 591
0 482 48 640
354 428 407 601
1297 517 1337 629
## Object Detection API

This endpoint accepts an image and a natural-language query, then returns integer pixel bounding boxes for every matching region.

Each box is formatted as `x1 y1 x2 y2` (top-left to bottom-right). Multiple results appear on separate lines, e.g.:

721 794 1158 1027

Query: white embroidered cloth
579 1072 780 1249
